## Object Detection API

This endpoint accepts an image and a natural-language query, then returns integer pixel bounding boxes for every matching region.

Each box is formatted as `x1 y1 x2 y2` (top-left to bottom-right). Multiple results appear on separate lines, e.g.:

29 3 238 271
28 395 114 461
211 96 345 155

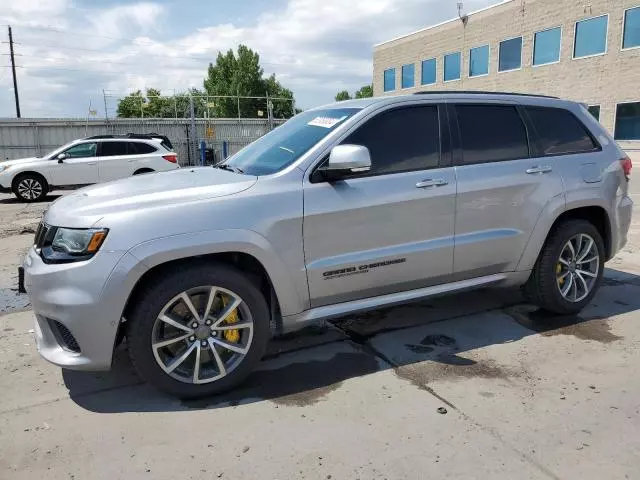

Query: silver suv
23 92 633 398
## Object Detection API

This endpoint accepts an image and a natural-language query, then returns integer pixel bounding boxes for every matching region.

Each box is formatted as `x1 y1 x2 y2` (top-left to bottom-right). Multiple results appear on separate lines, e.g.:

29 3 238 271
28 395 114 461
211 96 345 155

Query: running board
281 273 509 332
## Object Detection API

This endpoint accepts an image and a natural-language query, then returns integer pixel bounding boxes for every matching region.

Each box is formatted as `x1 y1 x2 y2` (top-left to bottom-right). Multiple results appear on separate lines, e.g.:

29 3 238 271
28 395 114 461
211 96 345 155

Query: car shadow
0 195 61 204
63 267 640 413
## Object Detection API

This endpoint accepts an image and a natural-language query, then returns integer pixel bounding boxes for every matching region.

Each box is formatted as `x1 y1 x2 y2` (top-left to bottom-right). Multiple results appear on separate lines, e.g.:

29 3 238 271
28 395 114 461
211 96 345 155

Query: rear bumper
612 193 633 257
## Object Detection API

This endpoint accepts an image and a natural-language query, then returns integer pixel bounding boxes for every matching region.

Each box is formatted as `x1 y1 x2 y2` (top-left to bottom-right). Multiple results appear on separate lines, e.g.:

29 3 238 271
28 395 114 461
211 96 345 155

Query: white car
0 134 179 202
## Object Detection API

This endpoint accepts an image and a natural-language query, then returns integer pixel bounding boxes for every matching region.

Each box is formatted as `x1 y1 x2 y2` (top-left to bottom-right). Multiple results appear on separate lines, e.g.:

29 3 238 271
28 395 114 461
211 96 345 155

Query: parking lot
1 176 640 480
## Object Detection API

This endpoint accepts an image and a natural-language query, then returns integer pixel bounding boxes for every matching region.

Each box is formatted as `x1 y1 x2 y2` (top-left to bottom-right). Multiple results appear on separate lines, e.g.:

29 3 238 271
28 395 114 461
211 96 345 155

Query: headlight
41 227 108 263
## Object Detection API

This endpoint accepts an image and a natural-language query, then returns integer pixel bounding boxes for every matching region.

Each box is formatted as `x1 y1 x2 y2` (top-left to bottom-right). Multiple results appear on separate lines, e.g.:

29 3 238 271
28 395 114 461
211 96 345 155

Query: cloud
0 0 497 117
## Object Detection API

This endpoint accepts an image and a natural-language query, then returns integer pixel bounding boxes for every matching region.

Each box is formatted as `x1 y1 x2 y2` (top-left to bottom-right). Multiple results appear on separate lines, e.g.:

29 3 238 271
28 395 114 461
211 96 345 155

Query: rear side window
100 141 128 157
525 107 598 156
128 142 157 154
455 104 529 164
341 105 440 175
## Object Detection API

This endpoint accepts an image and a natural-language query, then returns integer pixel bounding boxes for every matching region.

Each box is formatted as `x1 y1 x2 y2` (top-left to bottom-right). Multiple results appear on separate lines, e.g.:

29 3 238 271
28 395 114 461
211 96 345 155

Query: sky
0 0 499 118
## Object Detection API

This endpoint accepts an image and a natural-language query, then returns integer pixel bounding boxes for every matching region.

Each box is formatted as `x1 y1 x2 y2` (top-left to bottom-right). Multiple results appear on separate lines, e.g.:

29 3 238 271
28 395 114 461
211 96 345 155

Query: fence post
189 94 198 166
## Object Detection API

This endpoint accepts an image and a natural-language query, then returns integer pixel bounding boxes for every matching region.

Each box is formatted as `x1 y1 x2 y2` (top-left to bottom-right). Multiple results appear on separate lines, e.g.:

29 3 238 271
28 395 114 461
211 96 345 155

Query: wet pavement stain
182 352 379 409
479 391 495 398
421 334 457 347
504 305 623 344
404 344 434 354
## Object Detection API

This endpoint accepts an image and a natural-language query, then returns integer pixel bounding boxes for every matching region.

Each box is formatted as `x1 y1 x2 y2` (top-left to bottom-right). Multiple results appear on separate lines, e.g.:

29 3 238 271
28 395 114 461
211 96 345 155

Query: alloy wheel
151 286 254 384
556 233 600 303
17 178 43 200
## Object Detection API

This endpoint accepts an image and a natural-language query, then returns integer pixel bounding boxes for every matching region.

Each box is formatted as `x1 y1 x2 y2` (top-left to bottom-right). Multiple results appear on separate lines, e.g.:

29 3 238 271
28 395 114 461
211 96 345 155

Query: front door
49 142 99 186
303 104 456 308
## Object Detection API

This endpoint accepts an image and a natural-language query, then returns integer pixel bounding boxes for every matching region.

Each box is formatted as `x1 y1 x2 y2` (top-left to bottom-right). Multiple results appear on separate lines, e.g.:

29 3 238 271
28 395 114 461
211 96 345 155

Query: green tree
116 88 207 118
204 44 295 118
335 90 352 101
354 84 373 99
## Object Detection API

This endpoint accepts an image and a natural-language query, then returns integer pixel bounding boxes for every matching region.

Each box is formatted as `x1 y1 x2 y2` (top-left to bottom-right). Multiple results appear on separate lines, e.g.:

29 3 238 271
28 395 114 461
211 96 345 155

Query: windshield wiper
214 164 244 174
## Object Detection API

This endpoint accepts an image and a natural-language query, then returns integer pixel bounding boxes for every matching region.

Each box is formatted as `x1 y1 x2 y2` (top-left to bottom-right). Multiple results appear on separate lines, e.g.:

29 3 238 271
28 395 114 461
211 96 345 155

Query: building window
623 6 640 50
498 37 522 71
573 15 608 58
533 26 561 66
469 45 489 77
421 58 436 85
587 105 600 122
615 102 640 141
444 52 461 81
383 68 396 92
402 63 415 89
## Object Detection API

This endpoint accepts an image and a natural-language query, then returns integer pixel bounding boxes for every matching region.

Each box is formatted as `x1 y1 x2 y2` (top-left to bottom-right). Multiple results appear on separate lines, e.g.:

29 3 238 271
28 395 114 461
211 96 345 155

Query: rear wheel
525 220 604 314
13 173 48 202
127 263 270 398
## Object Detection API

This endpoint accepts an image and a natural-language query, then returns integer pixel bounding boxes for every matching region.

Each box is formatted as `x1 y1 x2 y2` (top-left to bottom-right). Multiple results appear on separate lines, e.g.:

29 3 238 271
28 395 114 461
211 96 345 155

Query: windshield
222 108 360 176
43 140 81 159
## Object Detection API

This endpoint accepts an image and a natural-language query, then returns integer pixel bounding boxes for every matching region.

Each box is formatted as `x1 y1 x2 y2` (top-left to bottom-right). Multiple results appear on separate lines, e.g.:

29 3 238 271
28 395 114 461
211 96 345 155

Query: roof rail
84 133 173 149
413 90 558 99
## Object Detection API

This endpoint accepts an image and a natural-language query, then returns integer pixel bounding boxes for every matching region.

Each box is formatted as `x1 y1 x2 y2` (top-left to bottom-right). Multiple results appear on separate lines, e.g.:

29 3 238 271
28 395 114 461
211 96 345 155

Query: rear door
97 141 131 182
450 102 564 277
303 103 457 307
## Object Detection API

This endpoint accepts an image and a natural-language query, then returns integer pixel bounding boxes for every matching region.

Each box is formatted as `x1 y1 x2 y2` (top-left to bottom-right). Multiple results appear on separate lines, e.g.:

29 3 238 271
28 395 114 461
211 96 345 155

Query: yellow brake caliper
221 294 240 343
557 262 564 285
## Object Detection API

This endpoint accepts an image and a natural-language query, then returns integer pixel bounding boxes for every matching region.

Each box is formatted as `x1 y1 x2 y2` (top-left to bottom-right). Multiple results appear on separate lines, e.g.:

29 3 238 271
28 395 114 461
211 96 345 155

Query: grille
48 319 81 353
34 223 52 248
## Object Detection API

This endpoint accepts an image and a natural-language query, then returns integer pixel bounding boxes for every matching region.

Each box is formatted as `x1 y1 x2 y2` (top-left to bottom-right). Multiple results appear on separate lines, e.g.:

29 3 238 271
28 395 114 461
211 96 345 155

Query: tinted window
455 105 528 164
587 105 600 122
574 15 608 58
533 27 561 65
401 64 415 89
469 45 489 77
623 7 640 49
128 142 156 154
383 68 395 92
525 107 597 155
100 142 128 157
421 58 436 85
615 102 640 141
341 106 440 175
499 37 522 71
444 52 461 81
63 142 97 158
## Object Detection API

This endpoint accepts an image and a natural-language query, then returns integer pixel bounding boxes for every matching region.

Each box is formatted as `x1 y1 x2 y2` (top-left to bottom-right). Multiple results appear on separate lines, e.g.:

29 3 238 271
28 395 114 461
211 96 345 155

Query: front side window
574 15 608 58
525 107 598 155
383 68 396 92
100 142 128 157
623 7 640 49
533 27 561 65
401 63 415 89
63 142 97 158
615 102 640 141
469 45 489 77
499 37 522 71
421 58 436 85
587 105 600 122
455 104 528 164
223 108 360 175
340 106 440 176
444 52 461 81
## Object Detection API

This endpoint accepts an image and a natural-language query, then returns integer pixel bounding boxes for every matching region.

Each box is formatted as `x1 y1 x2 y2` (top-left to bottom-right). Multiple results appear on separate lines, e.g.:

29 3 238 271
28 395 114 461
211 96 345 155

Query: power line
14 53 203 68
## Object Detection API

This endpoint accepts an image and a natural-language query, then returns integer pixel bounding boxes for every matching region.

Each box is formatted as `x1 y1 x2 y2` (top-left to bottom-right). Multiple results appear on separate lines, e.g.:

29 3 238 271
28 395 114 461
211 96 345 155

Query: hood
44 167 257 227
0 157 41 167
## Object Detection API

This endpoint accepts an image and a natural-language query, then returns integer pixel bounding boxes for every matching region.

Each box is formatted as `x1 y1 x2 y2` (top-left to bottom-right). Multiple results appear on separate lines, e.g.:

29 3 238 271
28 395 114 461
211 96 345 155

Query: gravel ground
0 177 639 479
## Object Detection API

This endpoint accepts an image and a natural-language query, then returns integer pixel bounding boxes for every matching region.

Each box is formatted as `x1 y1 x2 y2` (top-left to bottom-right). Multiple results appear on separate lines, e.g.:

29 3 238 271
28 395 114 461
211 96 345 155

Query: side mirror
57 153 68 163
318 145 371 181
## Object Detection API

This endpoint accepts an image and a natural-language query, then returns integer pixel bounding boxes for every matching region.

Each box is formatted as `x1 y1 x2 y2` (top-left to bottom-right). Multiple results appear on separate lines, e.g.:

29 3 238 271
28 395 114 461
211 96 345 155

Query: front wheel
525 219 604 315
13 173 48 202
127 263 270 399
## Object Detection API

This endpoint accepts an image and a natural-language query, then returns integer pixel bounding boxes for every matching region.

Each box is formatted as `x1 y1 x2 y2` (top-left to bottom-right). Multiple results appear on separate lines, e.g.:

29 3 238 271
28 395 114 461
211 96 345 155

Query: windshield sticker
307 115 347 129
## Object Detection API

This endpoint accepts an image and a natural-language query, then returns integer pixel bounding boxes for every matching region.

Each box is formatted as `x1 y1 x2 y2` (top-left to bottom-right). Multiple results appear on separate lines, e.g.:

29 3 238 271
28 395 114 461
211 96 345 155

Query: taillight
620 155 632 181
163 154 177 163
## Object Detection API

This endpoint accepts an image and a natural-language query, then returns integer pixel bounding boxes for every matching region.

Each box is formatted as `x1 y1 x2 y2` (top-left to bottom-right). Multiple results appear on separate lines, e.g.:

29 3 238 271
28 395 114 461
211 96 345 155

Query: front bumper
23 247 146 371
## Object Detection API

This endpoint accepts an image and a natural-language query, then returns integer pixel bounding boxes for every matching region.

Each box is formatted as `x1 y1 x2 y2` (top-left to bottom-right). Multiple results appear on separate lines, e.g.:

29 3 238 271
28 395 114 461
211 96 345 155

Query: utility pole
8 26 21 118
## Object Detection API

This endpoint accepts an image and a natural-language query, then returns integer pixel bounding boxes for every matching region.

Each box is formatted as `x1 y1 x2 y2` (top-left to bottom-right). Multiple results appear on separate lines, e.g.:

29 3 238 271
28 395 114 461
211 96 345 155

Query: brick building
372 0 640 148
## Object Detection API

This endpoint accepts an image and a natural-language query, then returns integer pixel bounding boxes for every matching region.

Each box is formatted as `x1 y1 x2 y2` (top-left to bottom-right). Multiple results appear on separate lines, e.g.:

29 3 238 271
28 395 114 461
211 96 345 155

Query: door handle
416 178 448 188
526 166 552 174
87 162 97 165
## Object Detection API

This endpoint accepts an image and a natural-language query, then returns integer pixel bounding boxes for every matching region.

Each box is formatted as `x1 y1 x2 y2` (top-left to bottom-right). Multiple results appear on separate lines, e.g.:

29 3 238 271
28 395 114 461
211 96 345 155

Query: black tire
127 262 270 399
133 168 154 175
12 173 48 202
524 219 605 315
